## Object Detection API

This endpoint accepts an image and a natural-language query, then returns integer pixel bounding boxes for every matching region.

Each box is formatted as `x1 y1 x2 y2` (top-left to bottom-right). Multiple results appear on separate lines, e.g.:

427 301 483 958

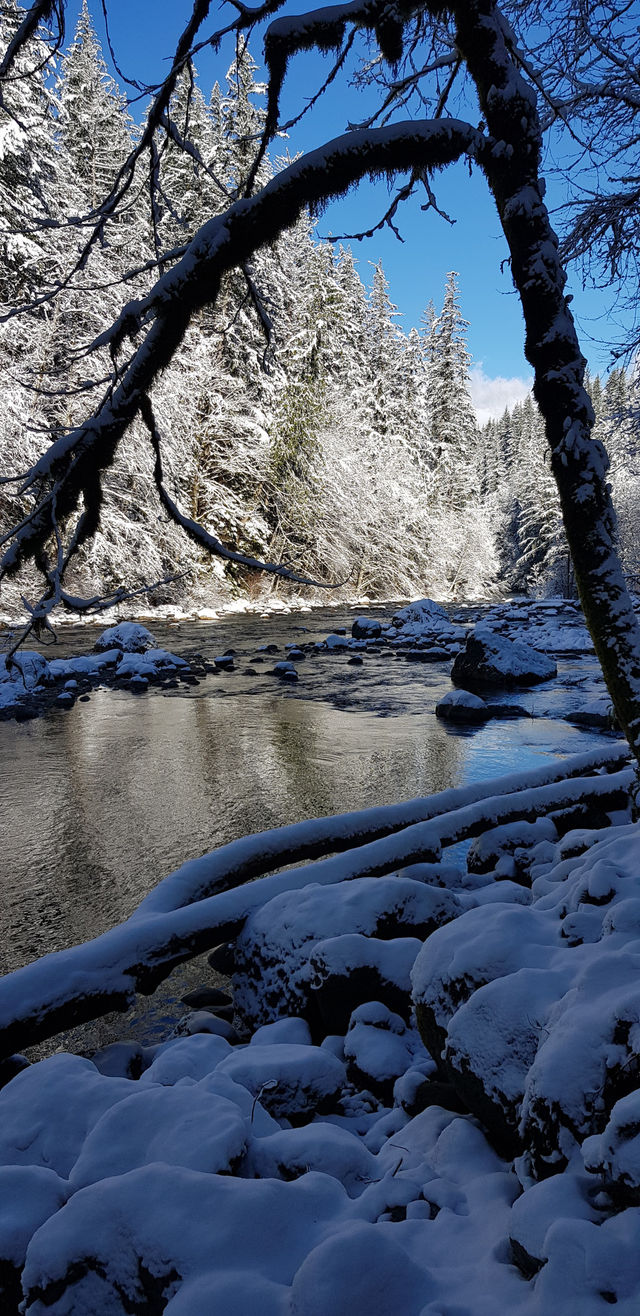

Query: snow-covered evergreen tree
425 271 478 512
0 11 507 611
0 0 61 302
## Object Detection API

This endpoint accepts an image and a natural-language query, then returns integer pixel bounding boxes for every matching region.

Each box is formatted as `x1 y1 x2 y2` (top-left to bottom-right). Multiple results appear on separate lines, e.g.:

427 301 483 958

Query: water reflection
1 683 466 975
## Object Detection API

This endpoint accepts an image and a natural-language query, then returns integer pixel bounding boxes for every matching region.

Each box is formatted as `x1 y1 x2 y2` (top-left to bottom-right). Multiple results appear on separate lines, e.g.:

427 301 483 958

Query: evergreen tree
425 271 478 512
57 1 132 211
0 0 61 303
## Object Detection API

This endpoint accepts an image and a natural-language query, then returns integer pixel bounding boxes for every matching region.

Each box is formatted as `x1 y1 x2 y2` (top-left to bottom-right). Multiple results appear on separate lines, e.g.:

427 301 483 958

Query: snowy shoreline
1 738 638 1313
0 594 606 727
2 599 639 1314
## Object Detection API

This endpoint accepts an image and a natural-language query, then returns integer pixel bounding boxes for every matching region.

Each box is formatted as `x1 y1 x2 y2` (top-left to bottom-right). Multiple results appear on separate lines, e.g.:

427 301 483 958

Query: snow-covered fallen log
0 748 632 1058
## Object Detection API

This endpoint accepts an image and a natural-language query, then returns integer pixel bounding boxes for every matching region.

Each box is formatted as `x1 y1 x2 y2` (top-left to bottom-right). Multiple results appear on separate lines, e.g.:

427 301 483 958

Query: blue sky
68 0 622 417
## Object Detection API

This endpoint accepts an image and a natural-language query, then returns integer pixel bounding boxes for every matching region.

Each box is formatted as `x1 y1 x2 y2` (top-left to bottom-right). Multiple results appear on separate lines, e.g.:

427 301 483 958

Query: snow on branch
0 0 64 81
143 397 350 589
261 0 418 151
0 115 483 600
0 748 631 1057
449 0 640 766
134 743 631 916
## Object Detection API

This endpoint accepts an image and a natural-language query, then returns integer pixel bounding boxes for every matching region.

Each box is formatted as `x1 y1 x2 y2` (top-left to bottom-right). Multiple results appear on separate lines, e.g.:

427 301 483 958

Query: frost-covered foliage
484 369 640 598
0 7 494 617
2 748 640 1312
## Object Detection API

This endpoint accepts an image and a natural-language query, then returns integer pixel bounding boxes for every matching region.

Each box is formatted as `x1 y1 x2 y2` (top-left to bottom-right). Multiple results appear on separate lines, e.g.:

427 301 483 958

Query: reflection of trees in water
1 684 468 973
262 700 466 823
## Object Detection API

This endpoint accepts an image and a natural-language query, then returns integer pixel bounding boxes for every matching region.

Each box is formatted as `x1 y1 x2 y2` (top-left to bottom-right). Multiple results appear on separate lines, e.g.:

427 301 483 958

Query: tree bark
451 0 640 767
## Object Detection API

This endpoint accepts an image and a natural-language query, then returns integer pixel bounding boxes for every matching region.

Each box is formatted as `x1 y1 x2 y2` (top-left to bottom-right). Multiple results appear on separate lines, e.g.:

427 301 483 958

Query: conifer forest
2 3 637 615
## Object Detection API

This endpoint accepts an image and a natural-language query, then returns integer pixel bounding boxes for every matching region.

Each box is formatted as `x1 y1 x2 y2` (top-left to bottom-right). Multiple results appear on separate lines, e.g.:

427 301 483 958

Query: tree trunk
452 0 640 767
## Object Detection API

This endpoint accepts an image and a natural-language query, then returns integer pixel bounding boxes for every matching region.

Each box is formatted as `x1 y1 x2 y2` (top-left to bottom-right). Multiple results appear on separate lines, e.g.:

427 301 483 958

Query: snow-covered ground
0 735 638 1312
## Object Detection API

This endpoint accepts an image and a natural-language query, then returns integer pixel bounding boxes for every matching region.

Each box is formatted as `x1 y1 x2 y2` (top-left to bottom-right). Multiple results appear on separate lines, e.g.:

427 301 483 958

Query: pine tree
0 0 61 303
596 367 640 584
425 271 478 513
56 1 132 211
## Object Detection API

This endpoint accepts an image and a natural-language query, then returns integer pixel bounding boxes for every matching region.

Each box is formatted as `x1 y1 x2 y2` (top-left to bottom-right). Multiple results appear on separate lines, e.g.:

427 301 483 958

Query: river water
0 604 612 1051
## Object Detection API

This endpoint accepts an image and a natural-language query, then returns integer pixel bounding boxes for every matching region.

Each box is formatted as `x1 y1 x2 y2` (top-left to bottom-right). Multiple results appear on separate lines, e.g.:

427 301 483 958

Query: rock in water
436 689 490 723
451 625 556 689
351 617 382 639
94 622 155 653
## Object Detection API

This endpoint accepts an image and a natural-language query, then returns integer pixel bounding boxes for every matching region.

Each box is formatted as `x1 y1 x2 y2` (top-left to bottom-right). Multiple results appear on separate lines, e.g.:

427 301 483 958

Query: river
0 603 611 1050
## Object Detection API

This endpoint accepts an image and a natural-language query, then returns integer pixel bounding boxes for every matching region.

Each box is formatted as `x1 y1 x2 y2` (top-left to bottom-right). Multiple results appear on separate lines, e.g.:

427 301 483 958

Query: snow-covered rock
466 817 558 877
436 688 490 723
413 823 640 1173
0 1165 68 1310
4 752 640 1312
351 617 382 639
46 649 122 680
309 933 423 1033
216 1043 346 1120
567 695 617 730
0 650 48 689
289 1221 434 1315
248 1123 378 1196
344 1002 427 1100
115 647 189 680
250 1017 313 1048
521 621 593 655
20 1166 347 1315
139 1033 232 1086
233 876 462 1034
69 1085 247 1188
451 624 557 688
0 1055 134 1178
391 598 450 629
389 598 466 646
94 621 155 652
508 1169 601 1277
272 660 298 681
582 1089 640 1207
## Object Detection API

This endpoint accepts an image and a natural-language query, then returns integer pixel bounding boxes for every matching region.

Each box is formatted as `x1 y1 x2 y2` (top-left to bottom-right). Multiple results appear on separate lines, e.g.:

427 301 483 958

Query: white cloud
469 365 533 426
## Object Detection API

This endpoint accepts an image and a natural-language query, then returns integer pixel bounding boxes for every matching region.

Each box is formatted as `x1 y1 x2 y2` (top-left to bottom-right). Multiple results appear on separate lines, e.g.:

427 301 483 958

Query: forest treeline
0 2 637 612
484 368 640 598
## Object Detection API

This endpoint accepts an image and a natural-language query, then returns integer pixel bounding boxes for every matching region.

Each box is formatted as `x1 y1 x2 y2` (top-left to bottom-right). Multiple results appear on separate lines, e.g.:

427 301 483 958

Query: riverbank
0 740 638 1314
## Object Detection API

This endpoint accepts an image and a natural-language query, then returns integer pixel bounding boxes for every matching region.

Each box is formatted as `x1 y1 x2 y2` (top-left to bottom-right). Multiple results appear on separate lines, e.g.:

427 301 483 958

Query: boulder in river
94 622 155 653
272 661 298 682
436 689 490 724
451 625 557 689
351 617 382 640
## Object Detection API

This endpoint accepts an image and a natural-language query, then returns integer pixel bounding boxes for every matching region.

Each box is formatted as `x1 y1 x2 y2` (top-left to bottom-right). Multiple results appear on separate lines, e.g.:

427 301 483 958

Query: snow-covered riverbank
1 598 638 1314
1 739 638 1313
